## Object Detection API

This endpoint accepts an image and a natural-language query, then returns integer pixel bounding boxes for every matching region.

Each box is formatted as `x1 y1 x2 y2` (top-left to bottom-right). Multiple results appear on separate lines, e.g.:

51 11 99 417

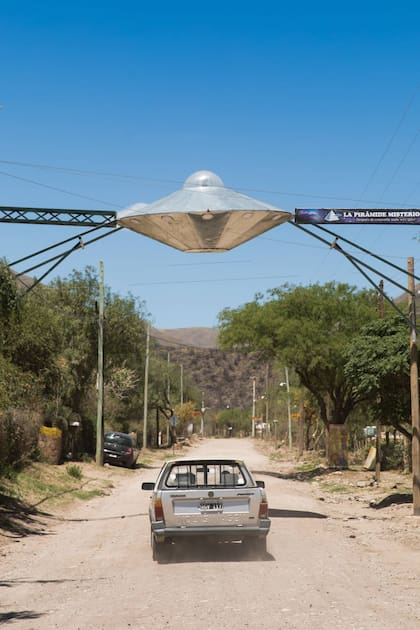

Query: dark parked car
103 431 139 468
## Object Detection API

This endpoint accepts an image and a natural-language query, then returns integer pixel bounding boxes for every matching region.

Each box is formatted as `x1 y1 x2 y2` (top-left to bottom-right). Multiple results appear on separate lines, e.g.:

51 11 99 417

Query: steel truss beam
0 206 117 227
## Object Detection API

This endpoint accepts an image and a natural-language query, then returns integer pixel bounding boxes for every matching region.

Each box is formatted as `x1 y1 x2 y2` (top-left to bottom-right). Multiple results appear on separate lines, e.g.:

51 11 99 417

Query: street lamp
280 366 292 449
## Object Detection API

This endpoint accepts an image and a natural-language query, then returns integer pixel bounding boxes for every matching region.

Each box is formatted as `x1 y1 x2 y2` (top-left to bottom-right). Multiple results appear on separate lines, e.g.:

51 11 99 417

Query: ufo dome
183 170 224 189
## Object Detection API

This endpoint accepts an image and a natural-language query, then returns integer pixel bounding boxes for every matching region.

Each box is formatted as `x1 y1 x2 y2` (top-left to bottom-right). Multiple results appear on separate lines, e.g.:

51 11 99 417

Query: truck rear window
165 462 246 488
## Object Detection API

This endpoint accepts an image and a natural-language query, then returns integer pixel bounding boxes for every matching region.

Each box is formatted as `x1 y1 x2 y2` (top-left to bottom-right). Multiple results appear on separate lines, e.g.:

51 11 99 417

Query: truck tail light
258 500 268 519
154 498 164 521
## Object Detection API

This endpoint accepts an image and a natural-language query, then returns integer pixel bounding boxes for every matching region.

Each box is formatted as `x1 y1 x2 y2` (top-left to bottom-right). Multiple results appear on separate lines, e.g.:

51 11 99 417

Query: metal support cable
290 221 416 329
25 244 81 294
331 241 414 329
332 243 409 295
17 241 84 276
17 227 123 284
10 222 116 267
312 223 420 283
291 222 413 294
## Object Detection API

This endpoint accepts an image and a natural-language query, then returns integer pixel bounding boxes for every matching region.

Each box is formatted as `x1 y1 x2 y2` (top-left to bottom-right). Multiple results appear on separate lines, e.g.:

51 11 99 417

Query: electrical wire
129 274 298 287
1 158 420 208
379 128 420 202
356 84 420 203
0 159 183 186
0 169 122 208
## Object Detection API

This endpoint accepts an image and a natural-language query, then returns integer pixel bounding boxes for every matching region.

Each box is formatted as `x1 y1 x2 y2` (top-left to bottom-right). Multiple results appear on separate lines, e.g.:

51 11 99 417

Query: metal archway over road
1 169 419 515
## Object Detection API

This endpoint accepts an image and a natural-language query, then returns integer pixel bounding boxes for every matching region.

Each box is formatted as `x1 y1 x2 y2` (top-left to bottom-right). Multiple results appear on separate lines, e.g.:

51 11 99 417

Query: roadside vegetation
0 260 415 502
0 261 199 476
218 282 414 469
0 459 120 542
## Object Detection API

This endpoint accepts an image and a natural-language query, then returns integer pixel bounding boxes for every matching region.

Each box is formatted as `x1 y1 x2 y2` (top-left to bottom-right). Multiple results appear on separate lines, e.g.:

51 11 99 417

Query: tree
344 316 411 439
1 263 169 466
0 261 21 341
216 407 249 436
49 268 149 423
49 268 101 418
218 282 378 466
173 401 197 435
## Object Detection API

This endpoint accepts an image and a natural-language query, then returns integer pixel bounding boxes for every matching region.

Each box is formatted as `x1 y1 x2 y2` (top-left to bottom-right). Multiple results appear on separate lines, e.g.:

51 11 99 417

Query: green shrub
0 464 18 481
381 441 405 470
66 464 83 480
0 408 41 474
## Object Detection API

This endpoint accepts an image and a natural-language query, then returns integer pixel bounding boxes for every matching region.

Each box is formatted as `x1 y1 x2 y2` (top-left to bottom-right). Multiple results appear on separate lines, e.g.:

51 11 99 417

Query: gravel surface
1 438 419 629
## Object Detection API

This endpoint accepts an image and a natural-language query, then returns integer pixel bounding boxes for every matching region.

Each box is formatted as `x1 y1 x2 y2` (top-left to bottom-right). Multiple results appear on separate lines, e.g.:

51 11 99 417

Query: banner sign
294 208 420 225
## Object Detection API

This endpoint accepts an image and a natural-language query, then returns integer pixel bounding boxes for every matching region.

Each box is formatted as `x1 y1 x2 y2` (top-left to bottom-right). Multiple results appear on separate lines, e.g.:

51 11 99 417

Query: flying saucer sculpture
117 170 291 253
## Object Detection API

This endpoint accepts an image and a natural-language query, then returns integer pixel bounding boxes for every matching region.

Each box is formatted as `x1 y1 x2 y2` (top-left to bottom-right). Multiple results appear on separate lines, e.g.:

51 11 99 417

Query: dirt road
1 438 419 629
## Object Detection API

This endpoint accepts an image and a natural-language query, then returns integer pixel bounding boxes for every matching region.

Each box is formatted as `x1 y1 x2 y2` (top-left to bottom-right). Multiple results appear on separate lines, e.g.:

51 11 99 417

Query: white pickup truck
142 458 271 561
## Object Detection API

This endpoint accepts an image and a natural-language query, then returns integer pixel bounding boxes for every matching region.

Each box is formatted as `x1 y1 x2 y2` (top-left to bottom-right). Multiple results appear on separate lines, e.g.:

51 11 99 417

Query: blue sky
1 1 420 328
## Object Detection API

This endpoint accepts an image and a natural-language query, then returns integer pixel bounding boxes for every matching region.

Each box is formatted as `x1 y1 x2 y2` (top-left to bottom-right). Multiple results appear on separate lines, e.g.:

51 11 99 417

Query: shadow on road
252 467 333 481
269 507 327 519
0 577 102 588
134 462 162 470
369 492 413 509
0 610 44 624
0 492 50 540
155 541 275 564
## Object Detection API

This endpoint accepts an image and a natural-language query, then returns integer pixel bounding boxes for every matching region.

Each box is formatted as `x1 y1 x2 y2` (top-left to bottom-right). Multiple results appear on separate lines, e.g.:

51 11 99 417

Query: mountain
151 327 218 349
151 327 264 411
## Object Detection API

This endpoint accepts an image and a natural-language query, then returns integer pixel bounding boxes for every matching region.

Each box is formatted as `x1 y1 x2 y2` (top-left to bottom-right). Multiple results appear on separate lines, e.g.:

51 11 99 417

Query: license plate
199 502 223 512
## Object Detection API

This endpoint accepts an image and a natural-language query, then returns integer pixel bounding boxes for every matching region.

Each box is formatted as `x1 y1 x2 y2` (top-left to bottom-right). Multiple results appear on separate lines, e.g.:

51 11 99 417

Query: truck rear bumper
151 519 270 542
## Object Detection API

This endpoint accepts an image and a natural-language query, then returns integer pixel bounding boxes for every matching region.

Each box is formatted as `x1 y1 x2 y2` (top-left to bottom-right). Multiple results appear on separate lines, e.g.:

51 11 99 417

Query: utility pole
251 376 256 437
297 400 305 457
201 391 205 436
180 364 184 405
375 279 384 482
167 352 171 403
166 352 170 445
95 260 104 466
142 322 150 449
264 363 269 438
285 367 292 449
408 258 420 515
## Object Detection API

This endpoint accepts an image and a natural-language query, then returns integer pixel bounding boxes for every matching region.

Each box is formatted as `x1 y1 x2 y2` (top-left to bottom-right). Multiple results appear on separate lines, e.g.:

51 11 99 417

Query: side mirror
141 482 155 491
256 480 265 488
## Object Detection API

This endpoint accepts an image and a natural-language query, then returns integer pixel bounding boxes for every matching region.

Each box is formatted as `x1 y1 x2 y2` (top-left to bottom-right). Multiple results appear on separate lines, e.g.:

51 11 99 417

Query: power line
168 259 252 267
357 84 420 202
0 169 122 208
379 128 420 201
0 159 183 185
2 158 420 207
129 274 299 287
